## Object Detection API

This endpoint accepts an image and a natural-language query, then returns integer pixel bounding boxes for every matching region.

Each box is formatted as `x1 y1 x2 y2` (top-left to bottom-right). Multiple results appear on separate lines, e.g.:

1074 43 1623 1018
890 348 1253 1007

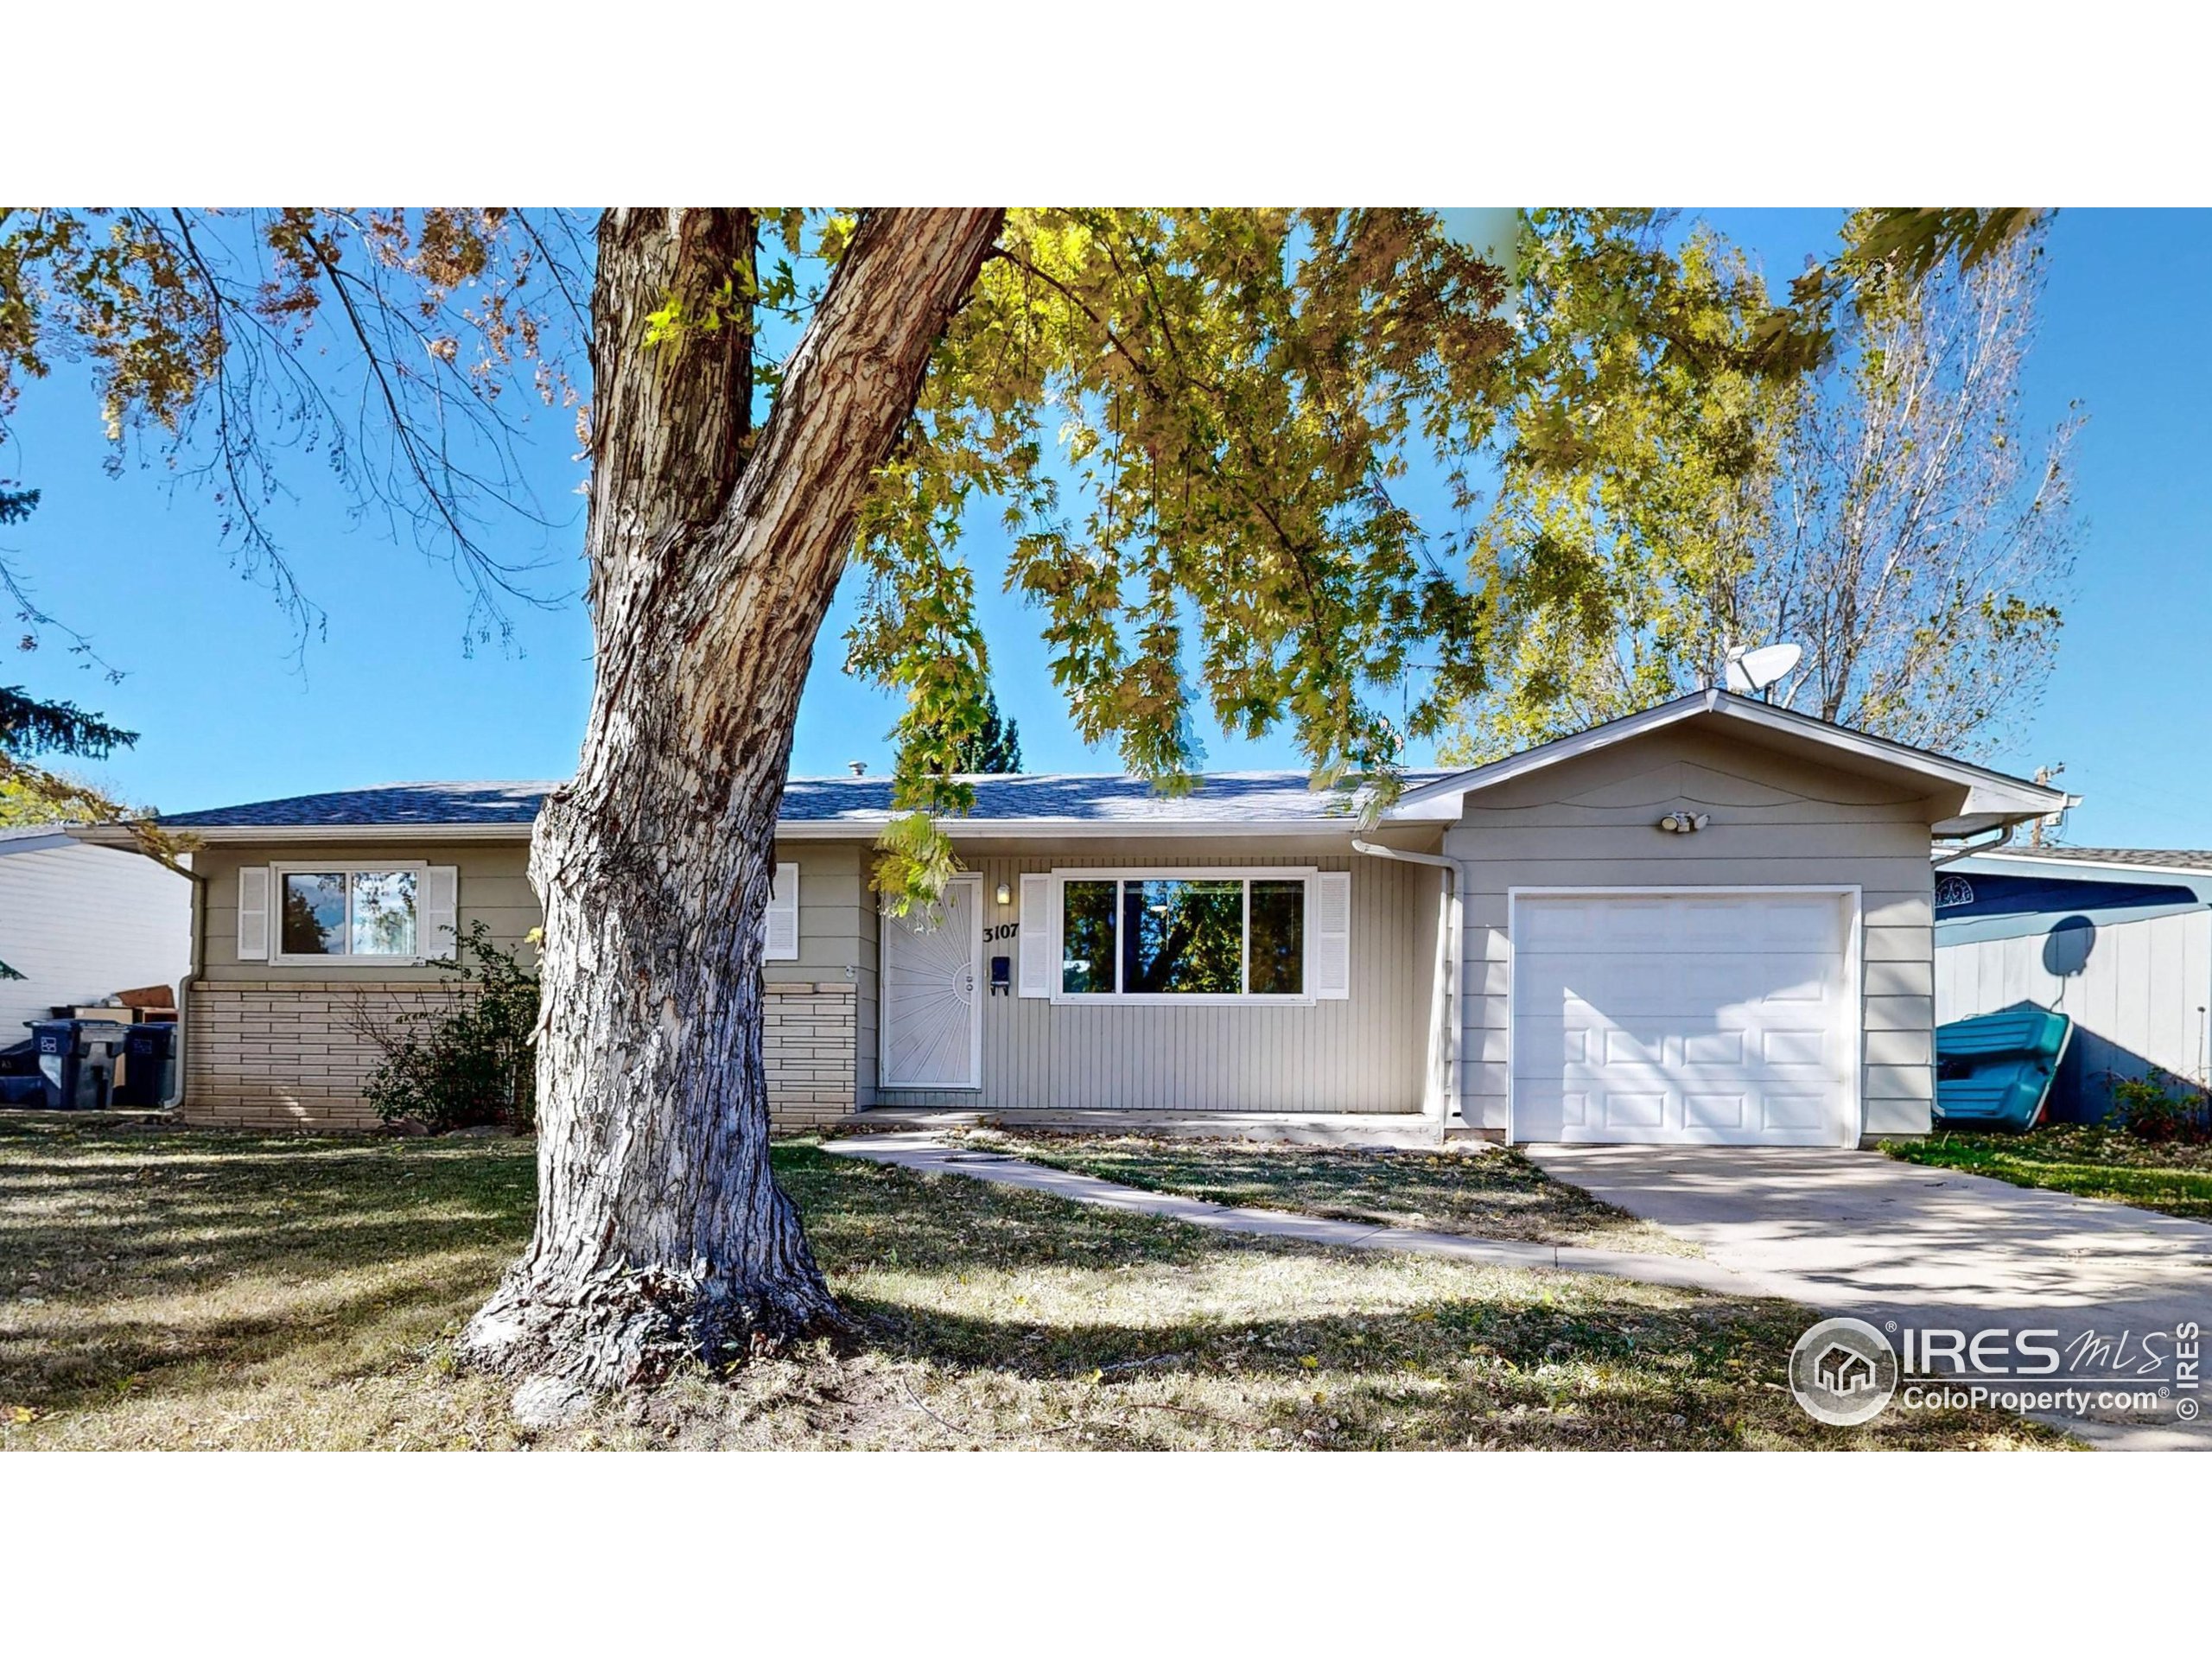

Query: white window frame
268 860 433 967
1046 865 1319 1006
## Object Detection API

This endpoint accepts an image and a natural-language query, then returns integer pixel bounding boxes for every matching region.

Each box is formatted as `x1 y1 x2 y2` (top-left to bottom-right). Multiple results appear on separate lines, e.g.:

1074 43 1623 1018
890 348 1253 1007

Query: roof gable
1385 690 2069 836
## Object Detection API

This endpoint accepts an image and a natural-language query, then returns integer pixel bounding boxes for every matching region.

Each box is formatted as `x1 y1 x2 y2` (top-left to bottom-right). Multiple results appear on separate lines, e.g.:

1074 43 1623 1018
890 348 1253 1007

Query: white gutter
1352 838 1461 1140
74 817 1406 847
1932 824 2014 869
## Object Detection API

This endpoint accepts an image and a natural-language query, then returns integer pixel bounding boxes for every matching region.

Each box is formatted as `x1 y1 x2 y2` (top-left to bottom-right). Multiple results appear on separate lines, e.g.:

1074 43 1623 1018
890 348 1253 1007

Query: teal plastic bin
1934 1007 2072 1131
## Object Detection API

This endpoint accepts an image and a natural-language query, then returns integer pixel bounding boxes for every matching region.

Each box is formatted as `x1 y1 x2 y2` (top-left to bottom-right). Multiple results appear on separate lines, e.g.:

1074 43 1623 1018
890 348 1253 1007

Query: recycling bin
29 1019 129 1110
117 1021 178 1108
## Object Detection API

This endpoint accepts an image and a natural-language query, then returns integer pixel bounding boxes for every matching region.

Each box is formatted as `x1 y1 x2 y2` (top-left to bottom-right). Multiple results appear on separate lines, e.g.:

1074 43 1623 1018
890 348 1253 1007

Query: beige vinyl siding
199 842 538 982
195 838 861 983
1446 727 1940 1141
866 837 1440 1114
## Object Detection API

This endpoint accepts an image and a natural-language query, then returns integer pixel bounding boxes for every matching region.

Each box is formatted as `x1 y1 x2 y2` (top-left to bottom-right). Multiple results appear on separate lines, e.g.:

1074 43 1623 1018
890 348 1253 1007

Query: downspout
175 861 207 1112
65 830 200 1112
1931 824 2014 869
1352 838 1461 1143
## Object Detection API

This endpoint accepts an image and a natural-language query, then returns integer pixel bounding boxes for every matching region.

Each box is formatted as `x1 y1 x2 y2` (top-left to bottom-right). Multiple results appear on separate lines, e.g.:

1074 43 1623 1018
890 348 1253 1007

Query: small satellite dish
1725 642 1802 696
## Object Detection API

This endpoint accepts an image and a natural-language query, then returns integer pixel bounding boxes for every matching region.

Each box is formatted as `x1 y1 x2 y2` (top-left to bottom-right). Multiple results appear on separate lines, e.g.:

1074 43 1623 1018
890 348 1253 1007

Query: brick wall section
760 982 861 1128
182 979 859 1134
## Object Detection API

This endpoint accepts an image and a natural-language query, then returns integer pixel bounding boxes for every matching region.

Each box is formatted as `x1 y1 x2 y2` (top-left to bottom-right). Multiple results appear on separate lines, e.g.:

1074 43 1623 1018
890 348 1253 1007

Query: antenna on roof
1723 641 1802 700
2029 763 2066 848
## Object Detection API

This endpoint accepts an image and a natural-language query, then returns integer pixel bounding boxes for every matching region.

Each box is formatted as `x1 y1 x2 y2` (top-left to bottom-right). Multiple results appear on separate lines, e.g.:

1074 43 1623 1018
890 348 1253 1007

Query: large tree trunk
460 207 1002 1391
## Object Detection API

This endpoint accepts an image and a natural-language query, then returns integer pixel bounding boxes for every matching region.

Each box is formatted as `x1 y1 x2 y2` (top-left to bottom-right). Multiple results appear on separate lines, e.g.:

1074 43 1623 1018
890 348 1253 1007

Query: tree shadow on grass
0 1118 533 1414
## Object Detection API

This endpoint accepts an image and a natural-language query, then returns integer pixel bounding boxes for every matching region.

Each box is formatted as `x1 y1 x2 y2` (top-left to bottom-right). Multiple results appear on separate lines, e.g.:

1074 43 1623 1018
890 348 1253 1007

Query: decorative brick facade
758 982 862 1128
181 978 859 1133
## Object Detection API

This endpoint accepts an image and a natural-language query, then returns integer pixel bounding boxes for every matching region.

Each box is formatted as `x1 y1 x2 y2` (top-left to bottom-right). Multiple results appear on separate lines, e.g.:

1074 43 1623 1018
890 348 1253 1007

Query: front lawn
0 1114 2063 1450
1885 1126 2212 1224
952 1128 1697 1255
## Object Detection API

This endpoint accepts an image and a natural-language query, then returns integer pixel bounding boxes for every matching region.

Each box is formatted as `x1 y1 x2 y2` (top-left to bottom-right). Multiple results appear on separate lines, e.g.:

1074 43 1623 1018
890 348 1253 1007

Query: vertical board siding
1443 726 1942 1141
868 841 1440 1114
1936 909 2212 1117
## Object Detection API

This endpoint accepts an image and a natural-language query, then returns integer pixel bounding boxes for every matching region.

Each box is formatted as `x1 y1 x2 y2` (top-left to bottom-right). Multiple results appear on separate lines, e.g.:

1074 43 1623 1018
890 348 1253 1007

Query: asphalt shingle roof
158 782 559 830
1988 846 2212 874
157 771 1452 832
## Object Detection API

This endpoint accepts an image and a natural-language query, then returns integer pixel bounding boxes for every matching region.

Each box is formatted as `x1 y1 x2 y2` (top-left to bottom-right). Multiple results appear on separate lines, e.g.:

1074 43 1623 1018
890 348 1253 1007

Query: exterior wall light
1656 812 1711 835
995 880 1012 906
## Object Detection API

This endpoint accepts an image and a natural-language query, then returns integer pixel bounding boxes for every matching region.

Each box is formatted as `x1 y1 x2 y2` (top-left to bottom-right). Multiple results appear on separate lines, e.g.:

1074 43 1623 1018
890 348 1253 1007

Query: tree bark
460 207 1003 1391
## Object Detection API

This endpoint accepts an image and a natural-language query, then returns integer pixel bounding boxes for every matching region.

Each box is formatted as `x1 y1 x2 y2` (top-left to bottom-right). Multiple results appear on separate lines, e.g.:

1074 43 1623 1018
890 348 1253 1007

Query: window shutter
1311 871 1351 999
420 866 460 961
764 861 800 961
237 866 270 961
1018 874 1052 997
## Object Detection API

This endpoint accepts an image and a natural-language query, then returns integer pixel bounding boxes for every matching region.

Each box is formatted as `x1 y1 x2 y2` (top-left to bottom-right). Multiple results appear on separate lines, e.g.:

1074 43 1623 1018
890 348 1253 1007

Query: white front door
1510 891 1857 1146
880 874 983 1090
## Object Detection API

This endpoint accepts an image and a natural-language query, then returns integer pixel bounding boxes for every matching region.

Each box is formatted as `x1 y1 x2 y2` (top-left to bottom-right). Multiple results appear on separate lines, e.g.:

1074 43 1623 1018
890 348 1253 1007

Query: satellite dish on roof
1724 641 1802 697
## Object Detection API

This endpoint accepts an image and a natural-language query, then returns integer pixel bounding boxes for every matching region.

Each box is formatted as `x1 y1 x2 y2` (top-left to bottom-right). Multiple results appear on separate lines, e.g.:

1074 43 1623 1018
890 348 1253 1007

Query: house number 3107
984 922 1020 943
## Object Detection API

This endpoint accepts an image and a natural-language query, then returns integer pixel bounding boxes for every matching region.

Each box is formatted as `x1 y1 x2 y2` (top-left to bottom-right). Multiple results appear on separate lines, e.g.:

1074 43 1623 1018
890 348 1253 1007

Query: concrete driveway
1527 1144 2212 1449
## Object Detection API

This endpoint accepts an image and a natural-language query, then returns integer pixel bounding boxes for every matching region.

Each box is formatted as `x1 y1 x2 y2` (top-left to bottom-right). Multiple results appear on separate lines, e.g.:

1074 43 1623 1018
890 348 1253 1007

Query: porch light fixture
995 881 1012 906
1656 812 1711 835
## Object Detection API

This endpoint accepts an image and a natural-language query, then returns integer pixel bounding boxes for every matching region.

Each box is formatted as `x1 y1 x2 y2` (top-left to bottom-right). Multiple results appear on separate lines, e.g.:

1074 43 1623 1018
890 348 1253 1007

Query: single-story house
1935 846 2212 1120
1 823 192 1047
73 689 2069 1145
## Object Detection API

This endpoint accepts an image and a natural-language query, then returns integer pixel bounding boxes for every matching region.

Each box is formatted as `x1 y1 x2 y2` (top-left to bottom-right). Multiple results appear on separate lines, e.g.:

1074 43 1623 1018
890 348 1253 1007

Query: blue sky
4 209 2208 847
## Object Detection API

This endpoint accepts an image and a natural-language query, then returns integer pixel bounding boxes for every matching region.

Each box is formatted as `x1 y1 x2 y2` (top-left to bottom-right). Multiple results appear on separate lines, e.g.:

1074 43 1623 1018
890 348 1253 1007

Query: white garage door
1510 892 1856 1146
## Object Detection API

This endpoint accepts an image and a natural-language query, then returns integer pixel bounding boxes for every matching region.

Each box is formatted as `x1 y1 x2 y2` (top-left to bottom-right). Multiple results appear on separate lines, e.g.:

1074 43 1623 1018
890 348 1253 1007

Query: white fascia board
95 816 1375 846
1960 850 2212 884
1387 693 1716 812
777 817 1364 840
72 823 536 846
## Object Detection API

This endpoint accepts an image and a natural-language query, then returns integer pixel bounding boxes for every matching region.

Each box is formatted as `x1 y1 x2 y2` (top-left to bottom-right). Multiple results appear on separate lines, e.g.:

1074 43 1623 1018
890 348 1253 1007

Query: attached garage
1390 690 2075 1147
1509 889 1859 1146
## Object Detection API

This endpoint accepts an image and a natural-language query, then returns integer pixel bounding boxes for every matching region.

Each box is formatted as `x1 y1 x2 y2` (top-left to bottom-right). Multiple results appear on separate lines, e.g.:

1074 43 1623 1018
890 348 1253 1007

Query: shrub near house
356 923 539 1133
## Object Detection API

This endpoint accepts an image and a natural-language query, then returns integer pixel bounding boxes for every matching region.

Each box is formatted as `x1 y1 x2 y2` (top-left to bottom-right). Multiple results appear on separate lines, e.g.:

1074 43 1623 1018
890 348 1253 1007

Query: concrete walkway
830 1134 2212 1449
1528 1144 2212 1450
828 1134 1764 1298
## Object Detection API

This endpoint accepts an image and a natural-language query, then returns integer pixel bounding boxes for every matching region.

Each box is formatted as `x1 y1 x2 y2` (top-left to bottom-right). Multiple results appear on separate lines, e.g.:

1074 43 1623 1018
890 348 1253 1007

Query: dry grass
951 1128 1699 1255
0 1115 2066 1451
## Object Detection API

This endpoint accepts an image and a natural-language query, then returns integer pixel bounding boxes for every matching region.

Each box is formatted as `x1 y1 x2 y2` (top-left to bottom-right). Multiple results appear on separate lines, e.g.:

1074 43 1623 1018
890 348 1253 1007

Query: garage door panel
1760 1090 1832 1132
1510 892 1854 1146
1760 1027 1829 1066
1683 1091 1747 1130
1682 1028 1746 1066
1510 1020 1584 1072
1602 1026 1668 1065
1601 1090 1666 1129
1516 1082 1587 1130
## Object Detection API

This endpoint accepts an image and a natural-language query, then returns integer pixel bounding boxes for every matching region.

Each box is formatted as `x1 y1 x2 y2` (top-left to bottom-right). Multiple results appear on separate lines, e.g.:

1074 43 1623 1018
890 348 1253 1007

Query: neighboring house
74 690 2066 1145
1935 848 2212 1121
0 825 192 1049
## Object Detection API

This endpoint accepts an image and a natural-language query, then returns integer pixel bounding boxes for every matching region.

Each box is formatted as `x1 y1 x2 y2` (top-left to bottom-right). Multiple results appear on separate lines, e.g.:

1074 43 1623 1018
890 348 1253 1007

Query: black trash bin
30 1019 129 1110
117 1021 177 1108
